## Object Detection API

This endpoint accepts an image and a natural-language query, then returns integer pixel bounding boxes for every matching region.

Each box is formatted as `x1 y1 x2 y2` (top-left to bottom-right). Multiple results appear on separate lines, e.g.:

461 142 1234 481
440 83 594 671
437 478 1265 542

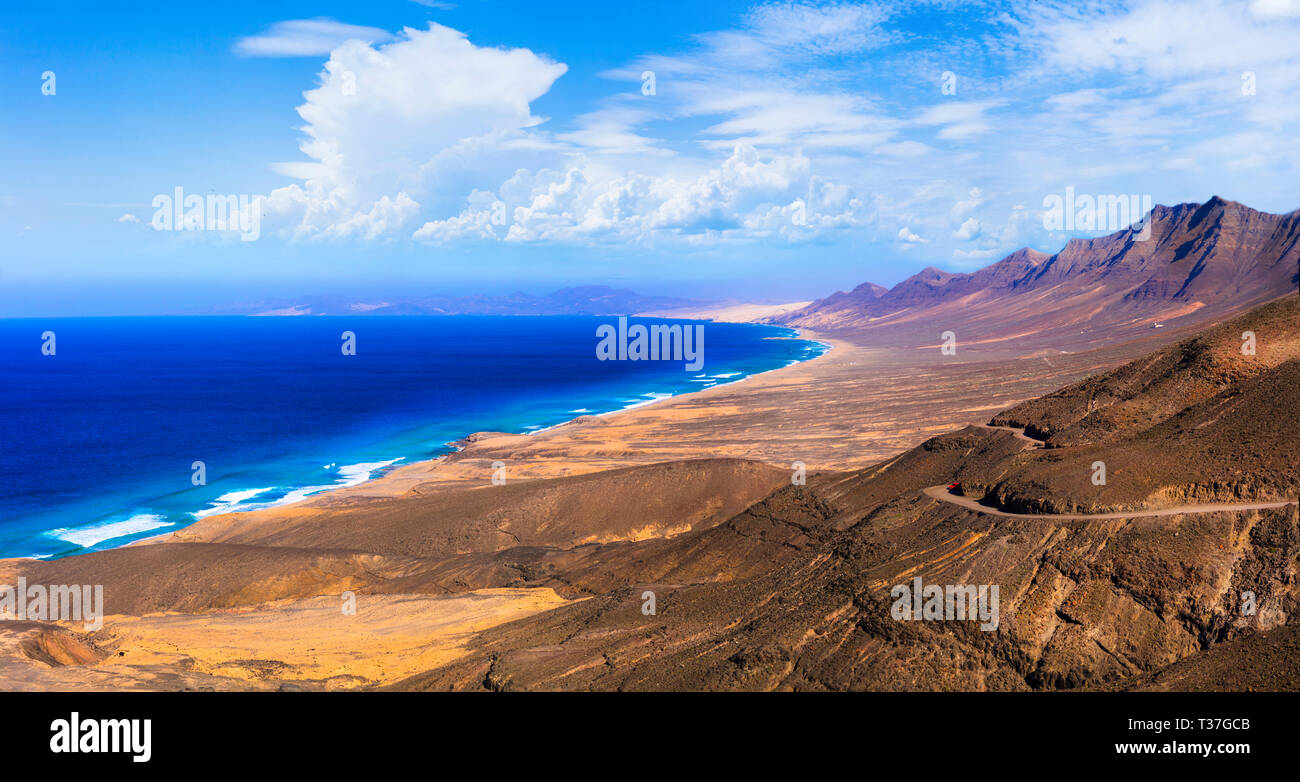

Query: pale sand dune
0 588 575 691
98 588 577 686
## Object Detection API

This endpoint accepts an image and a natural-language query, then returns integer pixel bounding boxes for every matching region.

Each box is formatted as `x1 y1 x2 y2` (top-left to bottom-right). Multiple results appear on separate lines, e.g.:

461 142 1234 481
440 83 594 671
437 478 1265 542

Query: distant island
196 286 709 318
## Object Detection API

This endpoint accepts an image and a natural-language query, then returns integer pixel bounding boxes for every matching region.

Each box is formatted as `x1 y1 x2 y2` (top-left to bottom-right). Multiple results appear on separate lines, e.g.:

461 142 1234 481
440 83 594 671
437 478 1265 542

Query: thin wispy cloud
234 18 395 57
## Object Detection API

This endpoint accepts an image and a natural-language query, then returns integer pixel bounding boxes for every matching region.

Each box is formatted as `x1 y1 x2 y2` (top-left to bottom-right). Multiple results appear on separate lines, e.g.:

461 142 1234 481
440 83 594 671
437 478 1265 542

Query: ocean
0 315 826 559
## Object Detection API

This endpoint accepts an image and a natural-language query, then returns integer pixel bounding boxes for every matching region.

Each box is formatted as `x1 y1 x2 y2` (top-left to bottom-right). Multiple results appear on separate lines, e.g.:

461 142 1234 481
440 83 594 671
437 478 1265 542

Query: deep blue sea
0 316 826 559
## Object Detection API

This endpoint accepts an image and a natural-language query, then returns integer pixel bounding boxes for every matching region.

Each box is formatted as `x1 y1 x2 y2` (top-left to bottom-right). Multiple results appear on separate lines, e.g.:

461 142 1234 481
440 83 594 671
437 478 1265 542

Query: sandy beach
142 323 1133 545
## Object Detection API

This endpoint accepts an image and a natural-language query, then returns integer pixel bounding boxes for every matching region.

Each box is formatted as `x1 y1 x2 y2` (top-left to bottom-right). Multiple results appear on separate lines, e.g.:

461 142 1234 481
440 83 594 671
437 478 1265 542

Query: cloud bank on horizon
231 0 1300 268
10 0 1300 306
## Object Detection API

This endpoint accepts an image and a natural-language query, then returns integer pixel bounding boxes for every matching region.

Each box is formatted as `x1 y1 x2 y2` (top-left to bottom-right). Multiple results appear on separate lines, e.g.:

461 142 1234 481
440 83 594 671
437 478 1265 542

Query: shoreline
102 325 836 552
508 331 829 437
9 302 1150 563
5 313 834 564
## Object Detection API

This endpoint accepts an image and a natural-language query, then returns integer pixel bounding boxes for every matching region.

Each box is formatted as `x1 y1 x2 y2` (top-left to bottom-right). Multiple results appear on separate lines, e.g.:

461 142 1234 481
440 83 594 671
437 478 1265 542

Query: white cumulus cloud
261 23 567 240
953 217 981 240
897 226 926 244
414 144 874 244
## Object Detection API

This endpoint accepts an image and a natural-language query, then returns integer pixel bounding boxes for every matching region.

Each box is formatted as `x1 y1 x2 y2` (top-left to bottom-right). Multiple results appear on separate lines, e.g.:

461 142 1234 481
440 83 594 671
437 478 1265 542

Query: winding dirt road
976 422 1045 447
926 422 1298 519
921 484 1297 520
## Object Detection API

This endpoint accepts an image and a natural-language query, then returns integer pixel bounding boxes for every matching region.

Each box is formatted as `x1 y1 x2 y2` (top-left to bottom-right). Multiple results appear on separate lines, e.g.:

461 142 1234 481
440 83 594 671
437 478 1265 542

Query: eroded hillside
392 296 1300 691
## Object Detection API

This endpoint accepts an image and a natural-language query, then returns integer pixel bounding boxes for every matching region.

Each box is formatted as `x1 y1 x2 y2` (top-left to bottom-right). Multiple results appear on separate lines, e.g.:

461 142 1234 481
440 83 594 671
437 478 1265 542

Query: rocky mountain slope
972 295 1300 512
389 295 1299 690
777 197 1300 354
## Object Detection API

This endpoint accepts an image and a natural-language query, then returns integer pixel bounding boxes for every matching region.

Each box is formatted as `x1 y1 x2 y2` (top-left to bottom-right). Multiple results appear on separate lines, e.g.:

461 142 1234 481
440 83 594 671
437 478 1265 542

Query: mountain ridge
776 197 1300 352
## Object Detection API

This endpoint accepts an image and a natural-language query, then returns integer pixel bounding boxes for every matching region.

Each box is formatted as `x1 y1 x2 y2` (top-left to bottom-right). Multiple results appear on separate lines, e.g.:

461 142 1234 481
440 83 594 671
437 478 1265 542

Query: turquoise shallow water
0 315 827 559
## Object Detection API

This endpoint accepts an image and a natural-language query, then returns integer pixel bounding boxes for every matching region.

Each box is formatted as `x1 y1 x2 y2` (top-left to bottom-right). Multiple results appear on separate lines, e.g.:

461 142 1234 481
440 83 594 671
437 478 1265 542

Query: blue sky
3 0 1299 314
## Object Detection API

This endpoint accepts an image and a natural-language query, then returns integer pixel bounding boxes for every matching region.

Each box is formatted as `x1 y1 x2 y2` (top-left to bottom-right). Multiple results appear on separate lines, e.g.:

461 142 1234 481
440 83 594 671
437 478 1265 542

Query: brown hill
967 295 1300 512
778 197 1299 355
168 458 788 559
990 294 1300 444
391 296 1300 691
11 458 787 615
